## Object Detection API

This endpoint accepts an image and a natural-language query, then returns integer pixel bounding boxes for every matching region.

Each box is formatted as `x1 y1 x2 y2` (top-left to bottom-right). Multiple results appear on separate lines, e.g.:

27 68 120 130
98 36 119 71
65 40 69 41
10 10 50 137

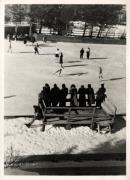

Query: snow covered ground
4 39 126 158
4 117 126 159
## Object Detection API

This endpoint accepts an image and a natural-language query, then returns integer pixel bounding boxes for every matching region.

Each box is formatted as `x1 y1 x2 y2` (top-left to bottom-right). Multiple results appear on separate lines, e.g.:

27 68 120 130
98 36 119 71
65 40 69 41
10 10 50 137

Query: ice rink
4 39 126 116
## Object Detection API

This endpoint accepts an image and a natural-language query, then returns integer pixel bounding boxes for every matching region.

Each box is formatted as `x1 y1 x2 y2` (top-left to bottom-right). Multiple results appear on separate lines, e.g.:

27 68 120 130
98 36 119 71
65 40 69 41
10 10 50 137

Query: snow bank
4 117 126 159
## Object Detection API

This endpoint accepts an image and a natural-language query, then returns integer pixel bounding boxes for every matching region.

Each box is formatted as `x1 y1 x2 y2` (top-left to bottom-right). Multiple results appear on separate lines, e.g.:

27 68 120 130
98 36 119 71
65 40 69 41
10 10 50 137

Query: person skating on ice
55 52 64 76
59 52 64 69
34 43 40 54
99 66 103 80
55 68 62 76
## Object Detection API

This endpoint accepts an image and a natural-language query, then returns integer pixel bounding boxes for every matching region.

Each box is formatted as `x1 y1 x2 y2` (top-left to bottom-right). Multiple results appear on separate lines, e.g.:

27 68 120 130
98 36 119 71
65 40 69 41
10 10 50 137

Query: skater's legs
59 69 62 76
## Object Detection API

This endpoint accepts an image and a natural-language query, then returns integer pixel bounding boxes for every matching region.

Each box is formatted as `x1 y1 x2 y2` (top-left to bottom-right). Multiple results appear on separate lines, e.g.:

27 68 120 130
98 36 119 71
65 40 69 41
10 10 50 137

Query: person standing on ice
80 48 84 59
86 47 90 59
99 66 103 79
34 43 40 54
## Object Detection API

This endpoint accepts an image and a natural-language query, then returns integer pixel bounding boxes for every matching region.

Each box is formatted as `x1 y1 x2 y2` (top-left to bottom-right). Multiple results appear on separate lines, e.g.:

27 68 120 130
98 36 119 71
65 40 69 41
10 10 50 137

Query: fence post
65 107 72 130
91 107 96 130
41 100 47 132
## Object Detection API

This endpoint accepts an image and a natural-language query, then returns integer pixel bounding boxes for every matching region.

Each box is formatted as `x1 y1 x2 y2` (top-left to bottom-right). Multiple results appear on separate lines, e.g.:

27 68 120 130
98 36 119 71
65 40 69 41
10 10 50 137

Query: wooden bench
38 98 117 133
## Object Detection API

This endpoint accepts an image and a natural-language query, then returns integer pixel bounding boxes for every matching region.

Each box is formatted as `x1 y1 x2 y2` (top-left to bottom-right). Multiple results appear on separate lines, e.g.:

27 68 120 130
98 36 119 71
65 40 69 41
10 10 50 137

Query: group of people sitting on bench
38 83 106 107
25 83 106 128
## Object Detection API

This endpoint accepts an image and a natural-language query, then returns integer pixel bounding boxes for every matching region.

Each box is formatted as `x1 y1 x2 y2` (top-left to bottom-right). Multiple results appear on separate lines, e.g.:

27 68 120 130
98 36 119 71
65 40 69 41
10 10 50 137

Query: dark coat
50 87 60 106
41 86 51 107
78 87 86 107
86 87 95 105
59 87 68 106
96 87 106 102
80 49 84 55
70 87 78 106
60 54 63 64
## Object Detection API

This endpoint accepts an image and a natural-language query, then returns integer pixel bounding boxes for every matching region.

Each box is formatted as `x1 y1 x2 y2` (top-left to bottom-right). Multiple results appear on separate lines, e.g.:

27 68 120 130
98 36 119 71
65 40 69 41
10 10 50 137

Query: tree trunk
82 22 87 37
29 23 32 37
89 24 93 38
39 21 43 34
15 23 18 34
97 25 103 38
58 28 62 35
99 26 103 37
39 25 42 34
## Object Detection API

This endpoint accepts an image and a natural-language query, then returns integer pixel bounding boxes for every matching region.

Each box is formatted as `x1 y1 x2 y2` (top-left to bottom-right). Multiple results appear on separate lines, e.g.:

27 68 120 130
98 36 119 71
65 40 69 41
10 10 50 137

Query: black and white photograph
2 1 127 176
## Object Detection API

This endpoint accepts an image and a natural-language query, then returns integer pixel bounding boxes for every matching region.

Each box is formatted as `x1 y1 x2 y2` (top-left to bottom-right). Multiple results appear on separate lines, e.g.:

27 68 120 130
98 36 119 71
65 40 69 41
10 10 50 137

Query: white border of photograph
0 0 129 179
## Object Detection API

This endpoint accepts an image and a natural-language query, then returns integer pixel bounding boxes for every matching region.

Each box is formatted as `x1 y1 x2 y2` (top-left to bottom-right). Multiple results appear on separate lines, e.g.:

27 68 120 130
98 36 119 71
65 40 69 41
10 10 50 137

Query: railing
39 97 115 132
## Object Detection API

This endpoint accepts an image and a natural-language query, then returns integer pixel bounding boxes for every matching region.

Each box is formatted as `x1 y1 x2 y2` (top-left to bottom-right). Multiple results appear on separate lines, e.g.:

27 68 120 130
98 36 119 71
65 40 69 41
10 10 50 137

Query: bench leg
41 123 45 132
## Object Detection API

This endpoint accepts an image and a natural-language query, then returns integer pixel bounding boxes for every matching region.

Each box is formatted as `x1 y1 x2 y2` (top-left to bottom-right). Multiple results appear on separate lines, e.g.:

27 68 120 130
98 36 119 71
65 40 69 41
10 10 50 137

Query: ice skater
99 66 103 80
59 52 64 68
80 48 84 59
86 47 90 59
34 43 40 54
54 67 62 76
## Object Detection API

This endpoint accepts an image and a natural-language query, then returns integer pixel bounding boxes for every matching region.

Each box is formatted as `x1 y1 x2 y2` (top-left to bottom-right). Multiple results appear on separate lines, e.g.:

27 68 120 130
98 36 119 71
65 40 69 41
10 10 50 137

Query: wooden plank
44 120 93 125
91 108 96 129
46 106 96 110
44 113 110 119
66 108 71 130
44 117 112 124
44 114 66 117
